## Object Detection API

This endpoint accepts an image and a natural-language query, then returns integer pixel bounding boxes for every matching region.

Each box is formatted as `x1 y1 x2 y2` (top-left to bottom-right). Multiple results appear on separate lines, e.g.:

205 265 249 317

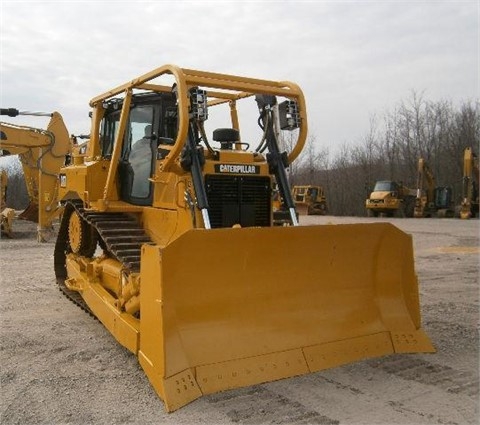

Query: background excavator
460 147 479 219
54 64 434 412
413 158 454 218
0 108 72 241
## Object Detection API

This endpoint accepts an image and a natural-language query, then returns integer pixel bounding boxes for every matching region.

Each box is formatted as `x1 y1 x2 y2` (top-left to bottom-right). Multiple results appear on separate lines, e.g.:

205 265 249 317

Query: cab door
118 105 156 206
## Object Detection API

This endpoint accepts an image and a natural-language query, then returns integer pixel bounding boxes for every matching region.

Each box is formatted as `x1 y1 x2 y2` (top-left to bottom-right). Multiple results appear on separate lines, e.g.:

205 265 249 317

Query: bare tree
294 96 479 216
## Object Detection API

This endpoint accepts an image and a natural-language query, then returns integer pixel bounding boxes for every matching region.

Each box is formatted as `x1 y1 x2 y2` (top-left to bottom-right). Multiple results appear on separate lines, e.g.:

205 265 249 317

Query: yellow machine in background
366 180 416 217
0 170 15 238
0 108 72 241
54 65 434 412
292 184 327 215
272 183 300 225
460 147 479 219
414 158 454 218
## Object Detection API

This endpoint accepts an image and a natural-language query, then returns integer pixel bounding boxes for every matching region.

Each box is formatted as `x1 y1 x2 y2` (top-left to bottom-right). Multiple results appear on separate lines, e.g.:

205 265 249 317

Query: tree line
290 92 479 216
1 92 478 217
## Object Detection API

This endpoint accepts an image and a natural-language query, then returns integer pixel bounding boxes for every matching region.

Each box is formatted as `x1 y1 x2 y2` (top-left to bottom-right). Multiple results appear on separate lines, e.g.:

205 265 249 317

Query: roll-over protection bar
88 64 308 172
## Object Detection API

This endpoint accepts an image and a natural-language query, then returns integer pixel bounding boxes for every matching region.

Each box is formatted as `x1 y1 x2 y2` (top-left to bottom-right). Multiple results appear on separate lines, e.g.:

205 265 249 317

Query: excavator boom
460 147 479 219
0 110 72 241
414 157 453 218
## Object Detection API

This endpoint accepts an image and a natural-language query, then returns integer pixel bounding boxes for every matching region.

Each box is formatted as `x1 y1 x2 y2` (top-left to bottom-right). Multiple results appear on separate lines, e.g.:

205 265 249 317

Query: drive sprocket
67 209 98 257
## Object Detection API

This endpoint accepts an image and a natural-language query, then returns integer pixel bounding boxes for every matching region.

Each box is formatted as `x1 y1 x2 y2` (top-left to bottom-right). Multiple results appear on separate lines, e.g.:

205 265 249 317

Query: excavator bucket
1 208 15 238
138 222 435 411
18 201 39 223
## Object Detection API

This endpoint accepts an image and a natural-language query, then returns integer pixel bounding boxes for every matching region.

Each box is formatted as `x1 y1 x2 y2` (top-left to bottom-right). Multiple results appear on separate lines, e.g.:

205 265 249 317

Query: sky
0 0 478 157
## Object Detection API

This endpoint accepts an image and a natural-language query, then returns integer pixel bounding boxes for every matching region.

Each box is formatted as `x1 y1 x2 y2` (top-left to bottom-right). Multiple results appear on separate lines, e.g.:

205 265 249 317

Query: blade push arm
256 95 299 226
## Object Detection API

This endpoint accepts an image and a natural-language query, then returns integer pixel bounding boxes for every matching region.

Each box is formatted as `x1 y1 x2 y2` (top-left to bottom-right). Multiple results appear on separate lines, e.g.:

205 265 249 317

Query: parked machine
0 108 72 241
413 158 454 218
365 180 416 217
272 183 297 225
0 169 15 238
54 65 434 412
460 147 479 219
292 184 327 215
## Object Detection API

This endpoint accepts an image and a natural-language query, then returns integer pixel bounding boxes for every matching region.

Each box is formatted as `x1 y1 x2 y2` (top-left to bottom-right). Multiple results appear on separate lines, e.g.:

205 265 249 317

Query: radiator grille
205 175 271 228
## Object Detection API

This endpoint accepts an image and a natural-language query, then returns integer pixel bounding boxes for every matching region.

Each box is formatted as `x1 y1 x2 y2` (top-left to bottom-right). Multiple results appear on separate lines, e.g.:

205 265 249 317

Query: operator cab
373 181 398 193
99 92 177 206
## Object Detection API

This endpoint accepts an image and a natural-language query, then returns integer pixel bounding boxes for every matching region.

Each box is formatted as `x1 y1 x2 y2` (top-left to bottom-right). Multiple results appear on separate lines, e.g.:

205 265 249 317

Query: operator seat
213 128 240 150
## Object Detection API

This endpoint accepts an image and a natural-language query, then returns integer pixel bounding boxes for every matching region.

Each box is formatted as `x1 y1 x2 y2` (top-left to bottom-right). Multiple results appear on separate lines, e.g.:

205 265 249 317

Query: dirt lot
0 216 478 425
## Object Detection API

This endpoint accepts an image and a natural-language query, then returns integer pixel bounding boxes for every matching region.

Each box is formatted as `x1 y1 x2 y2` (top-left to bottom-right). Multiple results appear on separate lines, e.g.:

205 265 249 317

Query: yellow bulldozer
292 184 327 215
0 108 72 241
54 64 434 412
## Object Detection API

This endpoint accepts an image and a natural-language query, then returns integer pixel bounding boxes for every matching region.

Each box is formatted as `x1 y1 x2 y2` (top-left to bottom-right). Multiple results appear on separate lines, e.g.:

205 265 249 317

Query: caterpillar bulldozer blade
54 64 434 412
295 203 309 215
137 222 433 411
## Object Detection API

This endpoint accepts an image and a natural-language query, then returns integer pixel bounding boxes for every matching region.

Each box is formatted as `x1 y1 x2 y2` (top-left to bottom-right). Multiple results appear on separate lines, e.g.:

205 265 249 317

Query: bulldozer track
53 199 152 315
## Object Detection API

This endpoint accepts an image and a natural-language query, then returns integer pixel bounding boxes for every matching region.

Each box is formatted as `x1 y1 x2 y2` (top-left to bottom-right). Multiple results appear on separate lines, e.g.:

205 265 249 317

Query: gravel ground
0 215 478 425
